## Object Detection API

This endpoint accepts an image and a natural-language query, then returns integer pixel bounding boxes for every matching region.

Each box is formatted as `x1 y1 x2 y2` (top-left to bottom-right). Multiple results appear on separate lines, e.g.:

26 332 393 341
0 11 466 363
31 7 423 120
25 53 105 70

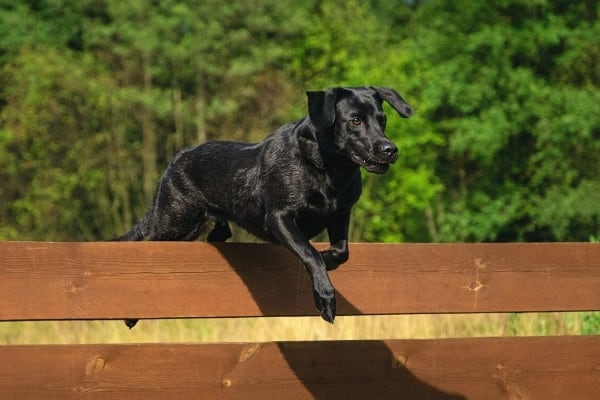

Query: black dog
116 86 412 326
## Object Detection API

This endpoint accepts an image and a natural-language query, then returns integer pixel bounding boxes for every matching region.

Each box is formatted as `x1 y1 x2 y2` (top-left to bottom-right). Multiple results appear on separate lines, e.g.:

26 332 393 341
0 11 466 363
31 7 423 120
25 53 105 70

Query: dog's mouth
350 152 391 174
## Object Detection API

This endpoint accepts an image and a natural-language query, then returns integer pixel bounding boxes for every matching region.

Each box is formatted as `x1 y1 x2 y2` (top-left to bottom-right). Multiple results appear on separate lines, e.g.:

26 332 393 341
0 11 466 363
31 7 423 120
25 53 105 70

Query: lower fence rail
1 336 598 399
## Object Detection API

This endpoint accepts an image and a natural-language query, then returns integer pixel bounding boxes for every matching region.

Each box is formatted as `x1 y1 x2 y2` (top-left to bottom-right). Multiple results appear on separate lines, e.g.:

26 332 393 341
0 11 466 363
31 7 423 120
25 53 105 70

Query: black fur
115 86 412 326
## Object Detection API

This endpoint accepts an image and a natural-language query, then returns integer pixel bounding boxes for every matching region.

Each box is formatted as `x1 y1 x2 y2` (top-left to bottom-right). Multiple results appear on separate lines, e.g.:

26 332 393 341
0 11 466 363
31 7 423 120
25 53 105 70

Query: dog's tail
107 215 148 242
111 225 145 241
106 217 147 330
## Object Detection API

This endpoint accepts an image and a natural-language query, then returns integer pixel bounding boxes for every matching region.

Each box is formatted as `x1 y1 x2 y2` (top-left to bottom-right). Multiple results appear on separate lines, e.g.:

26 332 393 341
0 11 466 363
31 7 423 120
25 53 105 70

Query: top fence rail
1 242 599 321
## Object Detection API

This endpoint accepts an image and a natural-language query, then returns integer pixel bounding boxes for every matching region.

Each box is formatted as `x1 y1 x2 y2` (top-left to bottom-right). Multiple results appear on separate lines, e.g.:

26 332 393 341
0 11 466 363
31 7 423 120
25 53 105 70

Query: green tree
408 0 600 241
0 48 135 239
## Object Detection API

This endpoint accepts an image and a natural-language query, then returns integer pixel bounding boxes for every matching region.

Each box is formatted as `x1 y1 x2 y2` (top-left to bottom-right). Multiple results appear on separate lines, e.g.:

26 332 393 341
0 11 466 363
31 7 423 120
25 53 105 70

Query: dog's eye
351 117 362 126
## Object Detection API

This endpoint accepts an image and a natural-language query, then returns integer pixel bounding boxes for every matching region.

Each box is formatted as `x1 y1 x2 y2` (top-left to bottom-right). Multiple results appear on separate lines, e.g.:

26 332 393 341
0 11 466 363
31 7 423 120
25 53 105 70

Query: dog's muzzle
350 140 398 174
378 141 398 163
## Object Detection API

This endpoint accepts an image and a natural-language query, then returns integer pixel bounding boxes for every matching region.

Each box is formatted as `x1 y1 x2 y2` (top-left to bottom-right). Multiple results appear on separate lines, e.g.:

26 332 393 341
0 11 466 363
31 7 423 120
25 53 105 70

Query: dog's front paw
320 250 341 271
313 289 336 324
320 249 349 271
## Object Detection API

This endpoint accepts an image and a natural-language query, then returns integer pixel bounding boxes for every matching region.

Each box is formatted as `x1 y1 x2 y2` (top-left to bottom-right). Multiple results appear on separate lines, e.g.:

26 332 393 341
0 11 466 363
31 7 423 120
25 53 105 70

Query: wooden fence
1 241 599 399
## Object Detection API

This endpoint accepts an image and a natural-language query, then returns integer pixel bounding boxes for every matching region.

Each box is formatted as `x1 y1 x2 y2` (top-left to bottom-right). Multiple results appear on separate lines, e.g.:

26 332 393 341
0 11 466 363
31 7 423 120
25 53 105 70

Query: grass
2 312 597 345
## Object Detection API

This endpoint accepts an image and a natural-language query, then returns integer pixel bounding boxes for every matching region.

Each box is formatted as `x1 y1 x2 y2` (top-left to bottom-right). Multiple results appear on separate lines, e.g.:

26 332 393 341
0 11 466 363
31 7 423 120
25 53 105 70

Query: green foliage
0 48 126 239
0 0 598 242
581 312 600 335
408 0 600 241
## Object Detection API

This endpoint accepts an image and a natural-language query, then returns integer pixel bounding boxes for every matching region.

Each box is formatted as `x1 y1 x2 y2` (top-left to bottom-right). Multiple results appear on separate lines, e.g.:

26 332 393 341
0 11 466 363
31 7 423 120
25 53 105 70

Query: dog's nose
379 142 398 159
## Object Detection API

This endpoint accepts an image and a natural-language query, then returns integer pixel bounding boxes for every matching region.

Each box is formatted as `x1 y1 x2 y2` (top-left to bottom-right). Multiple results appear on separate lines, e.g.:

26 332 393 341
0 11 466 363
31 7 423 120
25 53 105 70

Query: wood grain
1 242 600 320
2 242 599 399
0 336 598 399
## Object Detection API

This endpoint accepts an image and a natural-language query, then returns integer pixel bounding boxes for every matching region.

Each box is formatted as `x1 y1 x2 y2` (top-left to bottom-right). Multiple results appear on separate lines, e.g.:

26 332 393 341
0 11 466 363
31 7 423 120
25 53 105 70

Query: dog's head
307 86 412 174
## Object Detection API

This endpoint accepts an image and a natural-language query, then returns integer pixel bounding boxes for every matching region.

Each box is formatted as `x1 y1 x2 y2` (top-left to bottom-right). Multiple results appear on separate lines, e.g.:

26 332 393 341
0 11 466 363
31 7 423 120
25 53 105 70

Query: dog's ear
307 89 339 131
373 87 413 118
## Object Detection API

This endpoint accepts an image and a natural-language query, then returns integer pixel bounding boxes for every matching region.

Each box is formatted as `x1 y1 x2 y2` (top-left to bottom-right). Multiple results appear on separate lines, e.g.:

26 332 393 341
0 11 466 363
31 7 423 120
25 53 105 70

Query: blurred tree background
1 0 599 243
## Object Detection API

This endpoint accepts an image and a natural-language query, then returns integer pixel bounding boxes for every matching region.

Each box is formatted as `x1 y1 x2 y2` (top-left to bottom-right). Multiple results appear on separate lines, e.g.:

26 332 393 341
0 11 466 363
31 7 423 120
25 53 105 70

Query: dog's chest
292 178 358 240
301 174 361 216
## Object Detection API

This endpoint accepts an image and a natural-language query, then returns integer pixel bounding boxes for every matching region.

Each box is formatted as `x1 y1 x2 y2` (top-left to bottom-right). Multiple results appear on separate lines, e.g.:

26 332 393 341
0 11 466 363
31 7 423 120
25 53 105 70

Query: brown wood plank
0 336 598 399
1 242 600 320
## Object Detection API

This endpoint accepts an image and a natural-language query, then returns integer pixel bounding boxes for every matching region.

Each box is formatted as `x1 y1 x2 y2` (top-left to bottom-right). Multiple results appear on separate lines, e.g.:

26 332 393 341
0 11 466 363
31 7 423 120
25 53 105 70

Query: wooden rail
1 242 599 399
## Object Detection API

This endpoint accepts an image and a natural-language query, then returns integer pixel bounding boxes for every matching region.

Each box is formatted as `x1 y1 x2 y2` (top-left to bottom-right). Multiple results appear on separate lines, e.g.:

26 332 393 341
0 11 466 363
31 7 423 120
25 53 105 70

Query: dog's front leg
265 212 336 323
321 211 351 271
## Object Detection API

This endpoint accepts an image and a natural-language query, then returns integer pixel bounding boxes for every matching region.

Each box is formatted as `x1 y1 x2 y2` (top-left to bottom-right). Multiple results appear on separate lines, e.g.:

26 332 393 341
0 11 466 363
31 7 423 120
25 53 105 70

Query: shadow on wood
210 243 466 400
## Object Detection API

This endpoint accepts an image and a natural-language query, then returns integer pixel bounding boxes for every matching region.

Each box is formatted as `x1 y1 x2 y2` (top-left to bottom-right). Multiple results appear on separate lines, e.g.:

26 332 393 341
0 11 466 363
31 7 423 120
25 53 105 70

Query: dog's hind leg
122 213 208 330
182 217 211 241
124 319 139 329
206 218 232 242
109 214 149 241
120 204 211 329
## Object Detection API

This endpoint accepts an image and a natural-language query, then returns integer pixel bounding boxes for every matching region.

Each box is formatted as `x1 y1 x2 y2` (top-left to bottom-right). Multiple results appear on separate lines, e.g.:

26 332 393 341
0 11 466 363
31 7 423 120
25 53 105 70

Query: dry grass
0 313 586 345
